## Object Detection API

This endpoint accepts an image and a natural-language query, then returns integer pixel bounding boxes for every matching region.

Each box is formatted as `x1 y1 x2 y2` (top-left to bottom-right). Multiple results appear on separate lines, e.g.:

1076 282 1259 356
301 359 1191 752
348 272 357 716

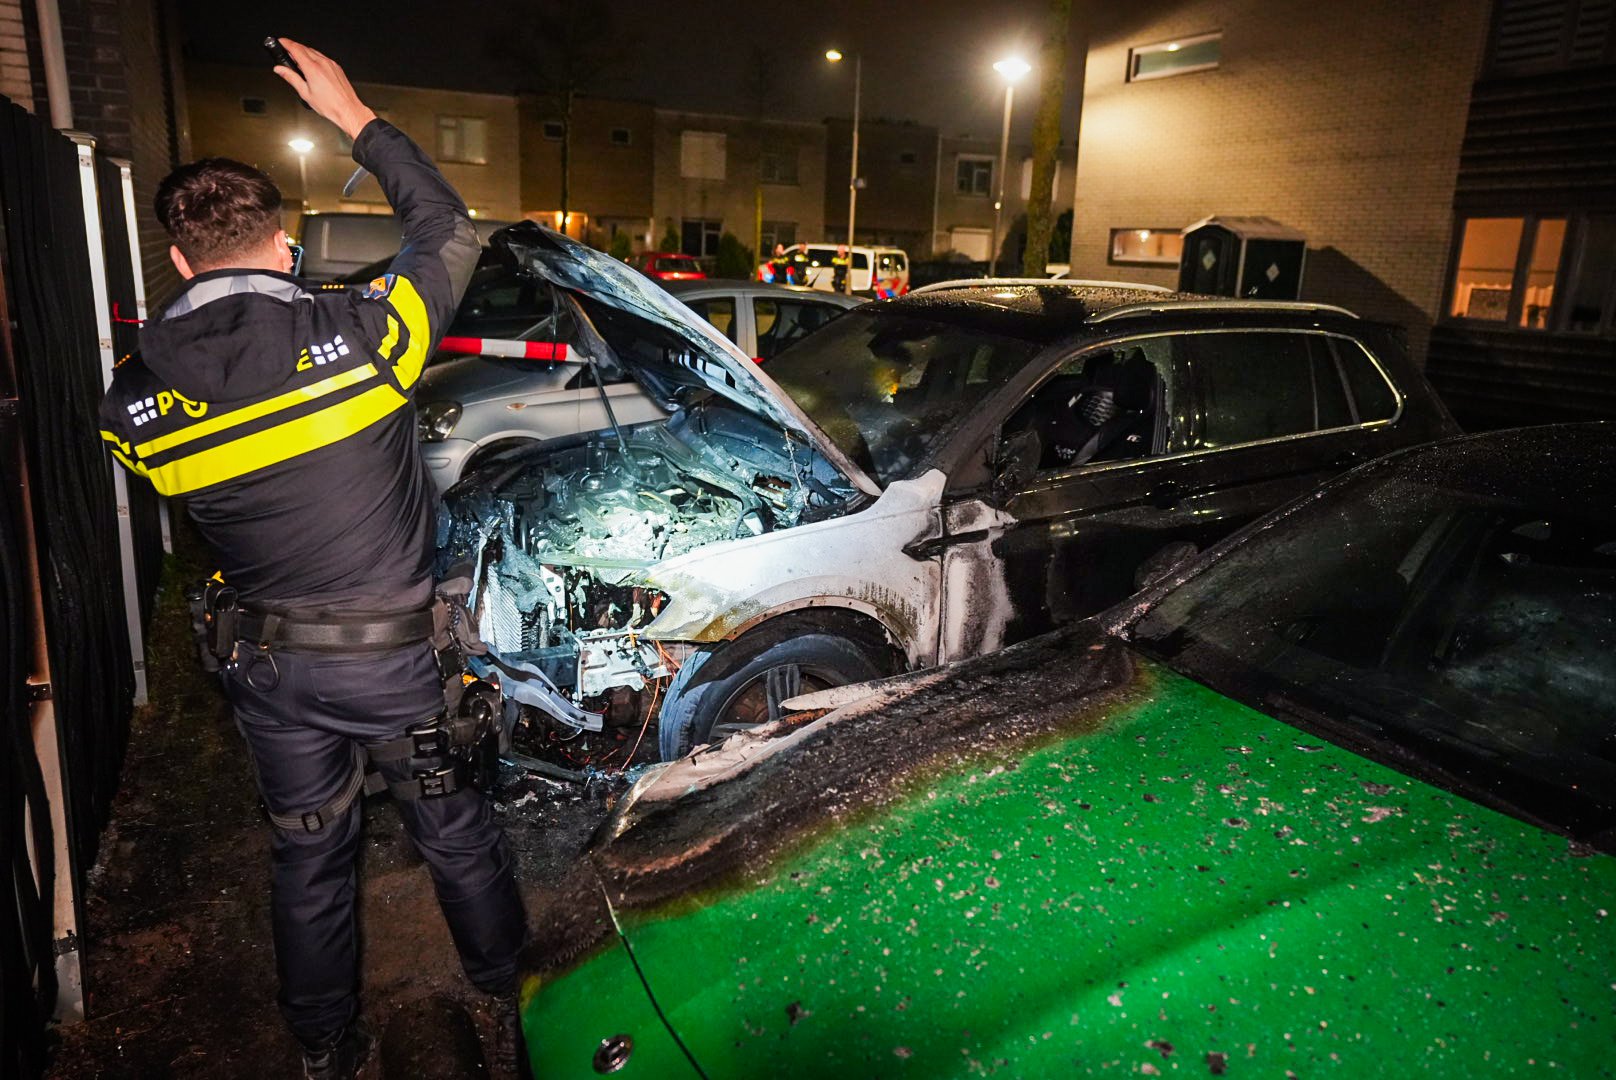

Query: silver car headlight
418 400 462 443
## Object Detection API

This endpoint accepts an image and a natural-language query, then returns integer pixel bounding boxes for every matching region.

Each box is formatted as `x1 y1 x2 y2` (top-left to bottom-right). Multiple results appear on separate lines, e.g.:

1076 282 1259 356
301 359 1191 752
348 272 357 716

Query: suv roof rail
1087 299 1361 324
912 277 1175 295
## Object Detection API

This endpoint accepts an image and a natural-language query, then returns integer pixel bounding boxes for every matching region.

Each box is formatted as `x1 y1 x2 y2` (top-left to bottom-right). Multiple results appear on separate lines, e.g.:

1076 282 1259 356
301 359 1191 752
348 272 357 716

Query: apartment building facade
652 109 826 258
1424 0 1616 427
187 61 521 231
1066 0 1494 365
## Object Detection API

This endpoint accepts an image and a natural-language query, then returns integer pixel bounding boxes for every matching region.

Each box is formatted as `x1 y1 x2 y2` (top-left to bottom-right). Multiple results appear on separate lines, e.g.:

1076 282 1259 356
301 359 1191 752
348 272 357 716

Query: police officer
98 40 524 1079
831 242 852 294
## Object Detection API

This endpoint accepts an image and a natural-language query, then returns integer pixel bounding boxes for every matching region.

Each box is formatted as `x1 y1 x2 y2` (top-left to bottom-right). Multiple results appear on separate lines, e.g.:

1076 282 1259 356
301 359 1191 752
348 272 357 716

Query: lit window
542 120 565 141
1129 32 1222 82
680 131 726 181
436 116 488 164
956 157 993 197
1109 228 1184 266
610 127 632 146
1450 218 1525 321
1520 218 1566 329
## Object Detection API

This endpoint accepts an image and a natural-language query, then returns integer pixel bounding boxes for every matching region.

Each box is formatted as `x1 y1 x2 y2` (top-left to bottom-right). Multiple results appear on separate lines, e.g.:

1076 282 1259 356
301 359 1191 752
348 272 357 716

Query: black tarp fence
0 94 164 1076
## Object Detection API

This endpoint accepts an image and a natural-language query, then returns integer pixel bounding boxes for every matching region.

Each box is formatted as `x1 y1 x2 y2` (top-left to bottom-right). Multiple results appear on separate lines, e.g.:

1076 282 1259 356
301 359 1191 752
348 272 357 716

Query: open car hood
491 223 879 496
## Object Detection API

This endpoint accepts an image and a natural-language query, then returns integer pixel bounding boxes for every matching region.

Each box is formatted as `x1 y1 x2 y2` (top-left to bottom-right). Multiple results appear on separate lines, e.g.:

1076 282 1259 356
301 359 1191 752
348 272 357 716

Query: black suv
439 225 1459 758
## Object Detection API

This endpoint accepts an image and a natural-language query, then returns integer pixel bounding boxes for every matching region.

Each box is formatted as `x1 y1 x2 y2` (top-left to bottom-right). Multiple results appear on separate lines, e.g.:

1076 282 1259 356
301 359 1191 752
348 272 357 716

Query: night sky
177 0 1089 143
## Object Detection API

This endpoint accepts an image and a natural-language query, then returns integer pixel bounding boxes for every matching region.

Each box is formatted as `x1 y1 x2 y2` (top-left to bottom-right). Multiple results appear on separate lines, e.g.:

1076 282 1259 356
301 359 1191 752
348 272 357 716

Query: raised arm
272 38 479 391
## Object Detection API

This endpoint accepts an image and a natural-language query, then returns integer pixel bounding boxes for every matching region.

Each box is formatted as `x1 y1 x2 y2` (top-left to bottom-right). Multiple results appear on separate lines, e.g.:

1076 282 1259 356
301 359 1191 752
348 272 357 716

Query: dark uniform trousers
222 640 525 1043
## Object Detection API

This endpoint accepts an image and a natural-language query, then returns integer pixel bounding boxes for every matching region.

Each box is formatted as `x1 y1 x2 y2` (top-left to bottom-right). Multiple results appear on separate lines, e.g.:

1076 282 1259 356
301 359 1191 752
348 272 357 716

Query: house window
956 156 993 197
681 218 722 257
1489 0 1616 74
1128 31 1222 81
436 116 488 164
241 97 268 116
761 220 797 251
760 142 799 185
1446 214 1616 334
898 150 919 166
610 127 632 146
1109 228 1185 266
680 131 727 180
542 120 565 141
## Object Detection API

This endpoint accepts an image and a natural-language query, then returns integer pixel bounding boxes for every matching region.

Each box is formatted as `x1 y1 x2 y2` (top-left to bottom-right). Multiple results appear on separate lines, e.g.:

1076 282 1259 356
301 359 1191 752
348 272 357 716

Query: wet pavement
44 544 632 1079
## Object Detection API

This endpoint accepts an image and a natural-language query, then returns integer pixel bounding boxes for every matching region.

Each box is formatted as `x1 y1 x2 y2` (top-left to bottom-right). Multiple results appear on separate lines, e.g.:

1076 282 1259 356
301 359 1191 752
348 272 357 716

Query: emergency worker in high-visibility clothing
97 40 523 1080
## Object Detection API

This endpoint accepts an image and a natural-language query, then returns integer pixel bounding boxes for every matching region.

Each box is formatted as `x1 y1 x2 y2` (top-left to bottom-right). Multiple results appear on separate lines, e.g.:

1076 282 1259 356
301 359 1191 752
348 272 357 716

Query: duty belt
233 606 438 652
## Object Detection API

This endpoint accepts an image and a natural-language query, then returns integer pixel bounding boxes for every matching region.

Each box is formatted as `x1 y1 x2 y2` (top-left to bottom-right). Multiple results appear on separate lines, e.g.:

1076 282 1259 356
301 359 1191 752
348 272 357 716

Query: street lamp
989 57 1031 277
288 136 314 212
826 47 861 294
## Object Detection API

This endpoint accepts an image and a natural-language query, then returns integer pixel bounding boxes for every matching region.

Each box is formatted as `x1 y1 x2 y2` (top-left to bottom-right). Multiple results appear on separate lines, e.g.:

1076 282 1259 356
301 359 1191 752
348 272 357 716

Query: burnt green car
520 423 1616 1077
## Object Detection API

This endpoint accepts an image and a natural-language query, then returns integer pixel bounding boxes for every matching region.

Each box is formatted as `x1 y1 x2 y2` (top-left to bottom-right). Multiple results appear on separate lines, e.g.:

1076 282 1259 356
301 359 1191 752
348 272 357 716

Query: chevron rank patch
363 273 397 299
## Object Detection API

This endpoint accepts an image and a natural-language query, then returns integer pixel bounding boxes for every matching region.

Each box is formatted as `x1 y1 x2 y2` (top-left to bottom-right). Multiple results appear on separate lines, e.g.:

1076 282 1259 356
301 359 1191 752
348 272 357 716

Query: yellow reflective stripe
100 429 131 454
134 363 380 458
110 447 150 478
383 276 431 389
145 382 408 496
378 314 400 363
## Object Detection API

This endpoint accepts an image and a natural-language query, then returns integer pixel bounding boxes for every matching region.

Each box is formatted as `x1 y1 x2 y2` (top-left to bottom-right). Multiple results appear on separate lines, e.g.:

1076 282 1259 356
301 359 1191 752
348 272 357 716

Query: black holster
186 579 239 673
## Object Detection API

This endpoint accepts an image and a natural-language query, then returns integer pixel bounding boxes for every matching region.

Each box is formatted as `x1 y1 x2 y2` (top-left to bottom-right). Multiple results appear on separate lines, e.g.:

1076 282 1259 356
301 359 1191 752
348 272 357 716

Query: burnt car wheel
657 625 889 760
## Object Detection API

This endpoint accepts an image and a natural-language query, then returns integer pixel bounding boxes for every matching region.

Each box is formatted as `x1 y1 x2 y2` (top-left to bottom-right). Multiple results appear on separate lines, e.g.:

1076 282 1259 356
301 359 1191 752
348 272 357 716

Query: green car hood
521 636 1615 1078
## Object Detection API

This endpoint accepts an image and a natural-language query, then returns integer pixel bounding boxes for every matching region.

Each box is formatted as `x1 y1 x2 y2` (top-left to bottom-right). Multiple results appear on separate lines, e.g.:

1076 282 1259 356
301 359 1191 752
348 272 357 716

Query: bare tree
741 45 780 271
1023 0 1072 277
495 1 621 233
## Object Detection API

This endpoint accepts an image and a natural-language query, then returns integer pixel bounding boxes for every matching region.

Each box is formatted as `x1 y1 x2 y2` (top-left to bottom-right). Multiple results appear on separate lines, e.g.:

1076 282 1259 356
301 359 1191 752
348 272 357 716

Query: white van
295 212 514 281
763 244 910 296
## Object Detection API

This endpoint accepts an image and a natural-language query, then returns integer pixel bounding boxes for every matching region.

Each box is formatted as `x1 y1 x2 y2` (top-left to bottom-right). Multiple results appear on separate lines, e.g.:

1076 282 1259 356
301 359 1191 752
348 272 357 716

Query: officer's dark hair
155 158 283 270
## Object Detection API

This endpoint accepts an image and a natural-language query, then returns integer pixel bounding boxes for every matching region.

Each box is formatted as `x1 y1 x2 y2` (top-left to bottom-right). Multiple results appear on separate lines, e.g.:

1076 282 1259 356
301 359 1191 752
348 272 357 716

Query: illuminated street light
288 136 313 212
989 58 1031 276
826 47 861 293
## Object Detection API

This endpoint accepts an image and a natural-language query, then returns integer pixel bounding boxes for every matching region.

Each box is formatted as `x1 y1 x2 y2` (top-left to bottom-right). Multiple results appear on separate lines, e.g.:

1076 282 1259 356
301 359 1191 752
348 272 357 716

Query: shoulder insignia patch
363 273 397 299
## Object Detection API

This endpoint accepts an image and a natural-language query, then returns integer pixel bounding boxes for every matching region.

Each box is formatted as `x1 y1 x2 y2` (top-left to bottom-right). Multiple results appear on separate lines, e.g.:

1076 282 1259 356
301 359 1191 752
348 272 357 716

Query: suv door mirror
992 429 1041 505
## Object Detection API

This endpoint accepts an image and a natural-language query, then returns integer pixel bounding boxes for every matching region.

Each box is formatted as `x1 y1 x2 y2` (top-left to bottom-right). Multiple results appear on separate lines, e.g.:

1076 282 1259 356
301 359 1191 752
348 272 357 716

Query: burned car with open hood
437 223 1458 759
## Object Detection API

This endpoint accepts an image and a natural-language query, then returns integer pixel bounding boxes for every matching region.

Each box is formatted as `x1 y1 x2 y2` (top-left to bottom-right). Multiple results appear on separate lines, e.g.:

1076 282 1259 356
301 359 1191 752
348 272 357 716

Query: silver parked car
417 274 861 490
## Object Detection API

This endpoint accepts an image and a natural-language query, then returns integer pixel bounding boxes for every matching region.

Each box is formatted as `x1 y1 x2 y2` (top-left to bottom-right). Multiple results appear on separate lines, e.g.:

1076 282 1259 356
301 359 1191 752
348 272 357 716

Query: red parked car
631 251 705 281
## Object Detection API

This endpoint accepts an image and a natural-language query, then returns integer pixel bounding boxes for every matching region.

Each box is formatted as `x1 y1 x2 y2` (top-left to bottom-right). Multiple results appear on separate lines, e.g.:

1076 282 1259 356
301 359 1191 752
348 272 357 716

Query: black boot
301 1020 374 1080
489 991 525 1077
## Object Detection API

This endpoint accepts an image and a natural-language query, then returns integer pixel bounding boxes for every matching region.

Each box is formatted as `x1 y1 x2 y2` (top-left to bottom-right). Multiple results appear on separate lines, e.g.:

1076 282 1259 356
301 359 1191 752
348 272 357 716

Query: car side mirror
1134 540 1199 592
991 429 1041 505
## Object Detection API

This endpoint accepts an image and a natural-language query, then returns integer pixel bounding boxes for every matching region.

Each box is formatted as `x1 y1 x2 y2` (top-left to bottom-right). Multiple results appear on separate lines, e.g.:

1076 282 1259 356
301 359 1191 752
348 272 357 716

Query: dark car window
765 309 1043 486
1131 451 1616 839
1003 337 1173 471
654 257 700 274
685 297 738 343
1186 332 1357 448
754 298 842 360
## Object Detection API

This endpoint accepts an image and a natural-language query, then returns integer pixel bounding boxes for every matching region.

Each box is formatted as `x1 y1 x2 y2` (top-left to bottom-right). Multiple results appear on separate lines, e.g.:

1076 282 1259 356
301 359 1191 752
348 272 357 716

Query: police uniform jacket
99 120 478 615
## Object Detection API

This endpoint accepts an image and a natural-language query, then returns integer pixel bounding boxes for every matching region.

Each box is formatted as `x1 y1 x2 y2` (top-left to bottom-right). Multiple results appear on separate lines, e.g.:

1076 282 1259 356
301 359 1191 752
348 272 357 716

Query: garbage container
1178 216 1306 300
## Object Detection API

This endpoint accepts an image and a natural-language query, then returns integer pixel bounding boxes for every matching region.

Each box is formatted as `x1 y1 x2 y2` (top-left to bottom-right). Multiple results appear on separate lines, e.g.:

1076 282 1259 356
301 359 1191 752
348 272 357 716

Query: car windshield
763 308 1043 486
1129 433 1616 840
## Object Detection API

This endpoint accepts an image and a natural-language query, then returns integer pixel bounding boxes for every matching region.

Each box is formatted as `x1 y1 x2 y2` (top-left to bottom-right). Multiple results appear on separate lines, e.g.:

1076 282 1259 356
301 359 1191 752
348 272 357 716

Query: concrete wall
653 109 826 259
186 62 521 232
1068 0 1492 361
